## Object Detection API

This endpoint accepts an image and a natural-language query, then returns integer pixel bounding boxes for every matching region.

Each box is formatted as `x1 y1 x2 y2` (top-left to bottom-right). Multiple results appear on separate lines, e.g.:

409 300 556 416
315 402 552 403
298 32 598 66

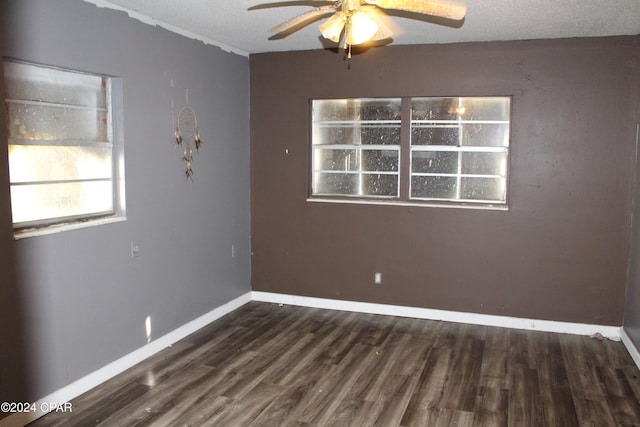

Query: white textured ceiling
84 0 640 56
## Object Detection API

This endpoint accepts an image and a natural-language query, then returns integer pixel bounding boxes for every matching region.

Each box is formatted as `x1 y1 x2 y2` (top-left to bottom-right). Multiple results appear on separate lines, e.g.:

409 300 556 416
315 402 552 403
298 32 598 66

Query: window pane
362 174 398 196
313 125 356 146
360 125 401 145
6 102 108 142
313 172 398 197
314 148 398 172
458 123 510 147
456 97 510 121
313 98 401 121
314 149 357 171
3 61 107 108
411 126 460 146
362 150 398 171
313 124 400 146
411 98 462 121
412 97 509 121
411 151 458 174
461 151 508 176
461 177 506 201
359 100 401 121
411 176 458 199
313 99 359 121
8 145 112 183
314 173 359 195
412 123 508 147
10 181 113 224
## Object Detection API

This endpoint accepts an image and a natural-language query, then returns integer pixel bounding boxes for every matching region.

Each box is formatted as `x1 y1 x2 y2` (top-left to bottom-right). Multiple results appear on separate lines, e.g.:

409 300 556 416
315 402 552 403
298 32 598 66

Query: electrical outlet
131 241 142 258
374 272 382 285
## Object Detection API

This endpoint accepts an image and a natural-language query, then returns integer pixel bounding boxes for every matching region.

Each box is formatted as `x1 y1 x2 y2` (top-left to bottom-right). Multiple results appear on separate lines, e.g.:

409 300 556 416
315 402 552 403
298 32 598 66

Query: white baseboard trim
621 328 640 370
0 292 252 427
251 291 623 339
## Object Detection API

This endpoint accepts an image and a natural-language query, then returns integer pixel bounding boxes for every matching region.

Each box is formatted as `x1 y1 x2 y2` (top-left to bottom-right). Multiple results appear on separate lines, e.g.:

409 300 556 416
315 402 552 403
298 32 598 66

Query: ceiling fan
258 0 467 56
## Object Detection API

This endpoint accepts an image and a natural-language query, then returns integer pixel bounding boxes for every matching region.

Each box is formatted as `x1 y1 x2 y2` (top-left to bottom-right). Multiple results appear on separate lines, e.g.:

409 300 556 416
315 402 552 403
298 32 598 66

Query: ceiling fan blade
364 0 466 20
248 0 335 11
269 5 338 34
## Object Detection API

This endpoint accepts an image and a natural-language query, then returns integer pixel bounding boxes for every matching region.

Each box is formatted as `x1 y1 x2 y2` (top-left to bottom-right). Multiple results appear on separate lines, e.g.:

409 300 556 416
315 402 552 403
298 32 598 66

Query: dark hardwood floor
29 302 640 426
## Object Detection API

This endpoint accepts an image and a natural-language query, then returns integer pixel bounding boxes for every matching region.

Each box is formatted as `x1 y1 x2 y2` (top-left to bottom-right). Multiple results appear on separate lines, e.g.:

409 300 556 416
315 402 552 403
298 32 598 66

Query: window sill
13 215 126 240
307 197 509 211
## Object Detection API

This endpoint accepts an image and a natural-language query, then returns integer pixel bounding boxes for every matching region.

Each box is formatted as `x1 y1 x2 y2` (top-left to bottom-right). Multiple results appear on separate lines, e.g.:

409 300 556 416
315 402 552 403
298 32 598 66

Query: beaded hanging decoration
174 105 202 181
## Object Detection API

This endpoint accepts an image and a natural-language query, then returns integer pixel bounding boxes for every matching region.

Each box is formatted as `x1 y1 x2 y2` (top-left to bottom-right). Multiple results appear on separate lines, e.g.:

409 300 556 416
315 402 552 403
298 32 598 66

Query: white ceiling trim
82 0 250 57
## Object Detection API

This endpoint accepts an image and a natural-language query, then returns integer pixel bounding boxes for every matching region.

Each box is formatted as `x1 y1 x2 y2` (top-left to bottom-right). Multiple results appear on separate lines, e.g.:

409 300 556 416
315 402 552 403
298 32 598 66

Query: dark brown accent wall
250 36 640 326
624 44 640 347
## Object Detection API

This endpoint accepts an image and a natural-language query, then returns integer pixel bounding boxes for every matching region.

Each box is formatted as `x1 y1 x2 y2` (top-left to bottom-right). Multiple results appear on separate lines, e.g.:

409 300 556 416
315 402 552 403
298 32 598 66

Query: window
410 97 510 203
3 60 124 233
312 98 401 197
311 96 510 208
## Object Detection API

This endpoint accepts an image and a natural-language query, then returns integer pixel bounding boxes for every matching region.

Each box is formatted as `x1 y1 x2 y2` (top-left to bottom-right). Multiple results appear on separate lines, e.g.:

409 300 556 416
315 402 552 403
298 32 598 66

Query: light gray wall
0 0 250 405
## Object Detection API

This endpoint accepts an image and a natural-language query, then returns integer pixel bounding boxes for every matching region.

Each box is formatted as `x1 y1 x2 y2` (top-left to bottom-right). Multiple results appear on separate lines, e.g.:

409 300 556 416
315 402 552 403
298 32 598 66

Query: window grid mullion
6 98 108 112
11 177 113 186
399 97 411 200
9 138 112 148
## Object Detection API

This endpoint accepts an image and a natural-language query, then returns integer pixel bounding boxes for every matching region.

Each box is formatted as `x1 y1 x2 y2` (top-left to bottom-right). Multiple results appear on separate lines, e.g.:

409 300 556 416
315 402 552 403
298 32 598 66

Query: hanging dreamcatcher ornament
174 105 202 181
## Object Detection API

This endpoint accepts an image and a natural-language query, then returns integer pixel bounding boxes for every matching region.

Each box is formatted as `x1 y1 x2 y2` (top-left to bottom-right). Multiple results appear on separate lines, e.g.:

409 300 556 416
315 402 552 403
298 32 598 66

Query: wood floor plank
97 365 217 426
372 374 419 426
29 382 151 427
300 343 378 425
247 361 334 427
560 334 606 399
571 397 618 427
26 302 640 427
131 368 238 426
422 406 475 427
624 362 640 402
275 319 358 387
472 386 508 427
536 334 580 427
477 327 509 389
204 381 284 427
597 366 640 425
331 398 379 427
439 325 485 412
175 395 231 426
362 321 419 402
399 322 458 425
507 364 544 427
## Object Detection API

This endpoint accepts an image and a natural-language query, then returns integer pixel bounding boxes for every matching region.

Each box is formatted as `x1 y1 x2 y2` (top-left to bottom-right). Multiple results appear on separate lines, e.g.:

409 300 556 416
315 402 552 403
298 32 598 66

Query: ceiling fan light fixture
346 10 379 45
360 6 393 41
318 12 346 42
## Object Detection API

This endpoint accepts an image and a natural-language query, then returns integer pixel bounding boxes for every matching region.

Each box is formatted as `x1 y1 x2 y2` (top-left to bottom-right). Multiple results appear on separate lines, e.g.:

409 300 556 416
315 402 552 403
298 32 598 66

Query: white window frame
3 59 126 237
309 96 510 210
311 98 402 199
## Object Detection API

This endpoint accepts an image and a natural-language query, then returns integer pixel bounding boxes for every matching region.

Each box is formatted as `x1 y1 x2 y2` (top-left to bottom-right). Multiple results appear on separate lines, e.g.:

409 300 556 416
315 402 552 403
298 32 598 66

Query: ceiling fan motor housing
344 0 361 12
